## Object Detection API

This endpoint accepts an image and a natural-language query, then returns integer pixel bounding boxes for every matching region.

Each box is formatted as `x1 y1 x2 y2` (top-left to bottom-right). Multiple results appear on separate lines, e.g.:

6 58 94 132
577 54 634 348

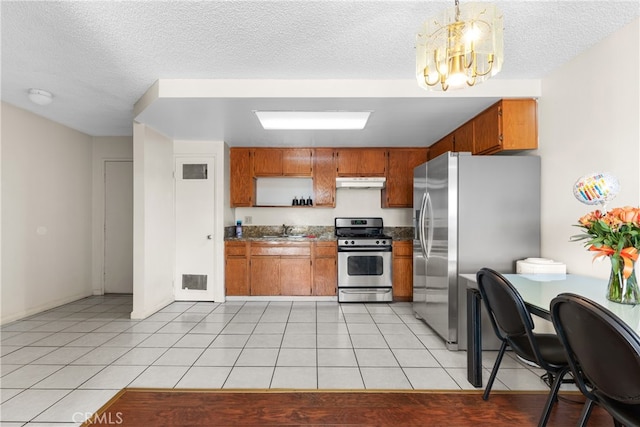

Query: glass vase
607 257 640 304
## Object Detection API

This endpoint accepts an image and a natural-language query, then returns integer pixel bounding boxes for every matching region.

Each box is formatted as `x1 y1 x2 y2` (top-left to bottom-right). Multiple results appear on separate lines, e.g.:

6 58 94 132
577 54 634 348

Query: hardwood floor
83 388 612 426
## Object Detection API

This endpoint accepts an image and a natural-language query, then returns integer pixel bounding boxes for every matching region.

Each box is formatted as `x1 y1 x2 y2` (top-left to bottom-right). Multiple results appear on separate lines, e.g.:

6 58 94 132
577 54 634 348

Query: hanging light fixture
416 0 503 91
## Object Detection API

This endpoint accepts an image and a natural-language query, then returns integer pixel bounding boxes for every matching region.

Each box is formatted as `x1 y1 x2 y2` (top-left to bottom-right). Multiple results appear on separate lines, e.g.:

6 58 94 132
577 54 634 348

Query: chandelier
416 0 503 91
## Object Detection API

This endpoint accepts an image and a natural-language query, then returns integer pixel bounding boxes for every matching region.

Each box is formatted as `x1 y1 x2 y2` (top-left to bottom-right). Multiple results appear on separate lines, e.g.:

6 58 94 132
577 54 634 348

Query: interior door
174 157 216 301
104 160 133 294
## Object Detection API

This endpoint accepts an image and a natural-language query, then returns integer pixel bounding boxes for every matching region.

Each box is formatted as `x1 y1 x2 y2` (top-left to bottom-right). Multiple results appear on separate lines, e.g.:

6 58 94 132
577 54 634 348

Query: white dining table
461 273 640 387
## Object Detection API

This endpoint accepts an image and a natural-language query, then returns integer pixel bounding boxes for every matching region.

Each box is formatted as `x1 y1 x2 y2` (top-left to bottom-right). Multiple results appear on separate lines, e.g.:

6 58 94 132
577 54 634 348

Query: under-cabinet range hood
335 177 386 189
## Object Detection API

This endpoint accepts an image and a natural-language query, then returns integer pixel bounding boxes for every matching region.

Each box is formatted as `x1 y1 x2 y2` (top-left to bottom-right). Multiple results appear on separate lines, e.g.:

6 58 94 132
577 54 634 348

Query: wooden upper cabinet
282 148 313 176
453 120 474 153
336 148 386 176
253 148 313 177
428 133 454 161
313 148 336 207
382 148 428 208
230 148 254 207
474 99 538 155
253 148 283 176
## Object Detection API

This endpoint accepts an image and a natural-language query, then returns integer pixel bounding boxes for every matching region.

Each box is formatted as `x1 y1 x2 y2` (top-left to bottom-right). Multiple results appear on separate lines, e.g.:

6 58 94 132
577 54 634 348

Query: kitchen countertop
224 225 414 242
225 235 336 242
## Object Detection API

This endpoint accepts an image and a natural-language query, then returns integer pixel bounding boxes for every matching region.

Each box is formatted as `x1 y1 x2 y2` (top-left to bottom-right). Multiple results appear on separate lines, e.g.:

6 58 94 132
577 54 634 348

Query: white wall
1 103 93 323
174 140 227 301
131 123 175 319
91 136 133 294
538 18 640 278
235 189 412 226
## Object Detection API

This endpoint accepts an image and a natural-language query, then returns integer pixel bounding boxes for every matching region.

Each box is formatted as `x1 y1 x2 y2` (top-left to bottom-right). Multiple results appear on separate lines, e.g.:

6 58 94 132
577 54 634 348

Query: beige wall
131 123 175 319
538 18 640 278
1 103 93 323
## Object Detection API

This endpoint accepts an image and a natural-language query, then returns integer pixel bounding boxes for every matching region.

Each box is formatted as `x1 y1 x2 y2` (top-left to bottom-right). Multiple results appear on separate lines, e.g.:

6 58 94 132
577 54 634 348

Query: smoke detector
28 88 53 106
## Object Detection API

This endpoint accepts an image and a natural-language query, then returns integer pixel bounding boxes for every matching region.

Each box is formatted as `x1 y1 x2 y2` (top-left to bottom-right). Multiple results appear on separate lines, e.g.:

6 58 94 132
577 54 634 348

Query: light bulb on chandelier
416 0 503 91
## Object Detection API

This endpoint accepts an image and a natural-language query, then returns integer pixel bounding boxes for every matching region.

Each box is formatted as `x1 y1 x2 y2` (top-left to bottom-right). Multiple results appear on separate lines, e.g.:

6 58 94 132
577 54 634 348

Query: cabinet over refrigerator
413 152 541 350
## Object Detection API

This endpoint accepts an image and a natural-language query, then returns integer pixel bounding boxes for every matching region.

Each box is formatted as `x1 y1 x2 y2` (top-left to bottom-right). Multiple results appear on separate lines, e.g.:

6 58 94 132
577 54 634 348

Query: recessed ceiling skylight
254 111 371 130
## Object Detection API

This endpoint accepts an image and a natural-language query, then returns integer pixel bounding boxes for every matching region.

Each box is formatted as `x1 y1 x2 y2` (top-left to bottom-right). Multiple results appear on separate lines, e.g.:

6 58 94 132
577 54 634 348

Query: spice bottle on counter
235 220 243 238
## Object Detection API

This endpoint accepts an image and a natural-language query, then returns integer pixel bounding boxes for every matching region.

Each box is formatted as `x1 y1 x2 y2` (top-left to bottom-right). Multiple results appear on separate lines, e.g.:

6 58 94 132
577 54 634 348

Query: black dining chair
551 293 640 427
476 268 572 427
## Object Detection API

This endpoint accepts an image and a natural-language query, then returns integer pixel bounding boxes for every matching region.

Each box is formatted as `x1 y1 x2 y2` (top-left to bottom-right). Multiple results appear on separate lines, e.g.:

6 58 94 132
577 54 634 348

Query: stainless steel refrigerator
413 152 540 350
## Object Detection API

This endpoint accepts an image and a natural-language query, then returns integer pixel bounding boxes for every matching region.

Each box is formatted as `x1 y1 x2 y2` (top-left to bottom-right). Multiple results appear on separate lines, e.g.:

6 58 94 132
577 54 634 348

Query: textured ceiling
1 1 638 145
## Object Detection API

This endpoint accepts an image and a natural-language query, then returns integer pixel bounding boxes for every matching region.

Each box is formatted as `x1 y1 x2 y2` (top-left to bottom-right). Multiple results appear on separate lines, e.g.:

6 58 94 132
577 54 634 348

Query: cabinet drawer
393 241 413 257
226 242 247 257
314 243 337 257
251 243 311 256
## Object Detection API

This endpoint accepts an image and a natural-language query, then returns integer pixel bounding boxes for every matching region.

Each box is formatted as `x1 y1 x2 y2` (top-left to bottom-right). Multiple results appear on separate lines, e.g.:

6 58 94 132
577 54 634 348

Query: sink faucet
283 224 292 236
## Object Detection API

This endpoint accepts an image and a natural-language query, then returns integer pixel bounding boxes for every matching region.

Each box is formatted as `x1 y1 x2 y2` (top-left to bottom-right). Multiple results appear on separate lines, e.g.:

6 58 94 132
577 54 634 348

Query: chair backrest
476 268 555 367
476 268 536 338
551 293 640 405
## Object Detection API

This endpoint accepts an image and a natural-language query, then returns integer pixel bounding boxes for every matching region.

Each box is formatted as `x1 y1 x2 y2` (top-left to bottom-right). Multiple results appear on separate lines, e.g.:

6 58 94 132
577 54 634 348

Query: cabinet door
453 120 474 153
383 148 428 208
230 148 254 207
280 257 312 295
392 241 413 301
501 99 538 151
313 148 336 207
313 257 336 296
313 242 337 296
473 103 501 154
253 148 283 176
250 257 280 295
336 149 386 176
283 149 313 176
225 257 249 296
428 133 454 160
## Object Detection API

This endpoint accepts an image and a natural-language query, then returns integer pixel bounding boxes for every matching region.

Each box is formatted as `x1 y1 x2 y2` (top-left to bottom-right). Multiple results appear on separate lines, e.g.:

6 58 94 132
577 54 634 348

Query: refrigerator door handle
425 192 434 258
419 193 429 259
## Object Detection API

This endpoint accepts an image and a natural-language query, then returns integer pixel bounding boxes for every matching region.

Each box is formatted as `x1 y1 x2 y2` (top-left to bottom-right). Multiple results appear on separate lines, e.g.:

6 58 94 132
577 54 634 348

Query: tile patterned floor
1 295 558 426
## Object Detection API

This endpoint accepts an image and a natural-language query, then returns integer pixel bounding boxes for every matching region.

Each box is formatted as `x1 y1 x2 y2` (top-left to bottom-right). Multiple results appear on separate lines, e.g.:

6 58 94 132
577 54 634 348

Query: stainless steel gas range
335 217 393 303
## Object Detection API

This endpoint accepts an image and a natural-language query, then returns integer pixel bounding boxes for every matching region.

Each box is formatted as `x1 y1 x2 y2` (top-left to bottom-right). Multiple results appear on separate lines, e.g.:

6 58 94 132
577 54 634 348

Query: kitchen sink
262 235 307 239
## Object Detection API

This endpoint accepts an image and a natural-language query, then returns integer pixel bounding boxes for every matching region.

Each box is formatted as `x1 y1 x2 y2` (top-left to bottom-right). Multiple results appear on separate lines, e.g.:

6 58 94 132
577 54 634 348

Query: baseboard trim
1 291 94 325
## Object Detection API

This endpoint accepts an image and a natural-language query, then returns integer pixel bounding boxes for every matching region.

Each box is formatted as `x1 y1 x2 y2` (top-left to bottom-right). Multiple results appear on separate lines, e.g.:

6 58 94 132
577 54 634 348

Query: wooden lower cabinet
313 241 337 296
392 240 413 301
280 257 312 295
250 256 282 296
225 241 249 296
225 240 336 296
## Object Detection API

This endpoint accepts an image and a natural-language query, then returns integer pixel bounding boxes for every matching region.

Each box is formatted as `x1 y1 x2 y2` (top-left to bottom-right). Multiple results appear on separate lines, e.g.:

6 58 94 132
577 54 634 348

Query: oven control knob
350 240 355 245
376 240 380 244
382 240 386 245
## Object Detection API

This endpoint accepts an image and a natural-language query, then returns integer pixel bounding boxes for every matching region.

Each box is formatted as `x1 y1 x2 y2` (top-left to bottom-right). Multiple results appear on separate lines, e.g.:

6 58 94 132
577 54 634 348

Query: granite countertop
225 235 336 242
224 225 414 242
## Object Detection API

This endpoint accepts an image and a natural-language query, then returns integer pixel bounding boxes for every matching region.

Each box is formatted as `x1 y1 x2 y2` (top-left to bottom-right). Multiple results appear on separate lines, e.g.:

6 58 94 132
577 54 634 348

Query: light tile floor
1 295 559 426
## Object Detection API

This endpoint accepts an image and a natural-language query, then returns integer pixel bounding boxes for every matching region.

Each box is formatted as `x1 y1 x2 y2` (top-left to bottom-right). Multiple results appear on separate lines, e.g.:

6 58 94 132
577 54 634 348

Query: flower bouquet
572 206 640 304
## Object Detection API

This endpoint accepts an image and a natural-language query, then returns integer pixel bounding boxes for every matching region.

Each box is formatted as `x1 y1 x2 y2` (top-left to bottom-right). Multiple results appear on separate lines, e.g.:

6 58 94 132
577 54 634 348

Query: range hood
335 177 386 189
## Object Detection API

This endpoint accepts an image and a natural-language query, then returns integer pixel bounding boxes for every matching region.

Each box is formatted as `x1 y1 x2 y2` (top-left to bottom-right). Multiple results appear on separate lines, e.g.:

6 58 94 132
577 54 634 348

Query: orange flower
613 206 640 224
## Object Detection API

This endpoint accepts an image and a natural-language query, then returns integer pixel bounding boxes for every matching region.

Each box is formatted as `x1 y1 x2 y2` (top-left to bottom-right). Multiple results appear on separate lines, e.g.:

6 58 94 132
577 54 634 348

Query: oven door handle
340 289 392 294
337 247 392 253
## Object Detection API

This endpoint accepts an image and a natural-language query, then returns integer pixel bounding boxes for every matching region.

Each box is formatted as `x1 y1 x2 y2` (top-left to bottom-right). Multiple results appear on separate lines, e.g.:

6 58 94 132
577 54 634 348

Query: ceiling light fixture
416 0 503 91
254 111 371 130
28 88 53 106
